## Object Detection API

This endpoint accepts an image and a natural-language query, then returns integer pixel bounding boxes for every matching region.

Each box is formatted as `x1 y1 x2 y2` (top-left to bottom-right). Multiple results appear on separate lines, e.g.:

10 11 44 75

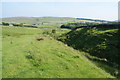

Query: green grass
58 27 120 77
2 26 114 78
2 26 43 36
0 25 2 79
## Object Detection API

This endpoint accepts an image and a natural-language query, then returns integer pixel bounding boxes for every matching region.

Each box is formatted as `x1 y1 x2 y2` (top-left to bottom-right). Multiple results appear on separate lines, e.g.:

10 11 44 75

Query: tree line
60 22 120 30
2 22 38 28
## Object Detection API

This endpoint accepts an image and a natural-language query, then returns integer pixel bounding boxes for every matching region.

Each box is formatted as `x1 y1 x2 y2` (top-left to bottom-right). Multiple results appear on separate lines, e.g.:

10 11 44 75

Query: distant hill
76 18 110 22
1 17 107 25
2 17 77 24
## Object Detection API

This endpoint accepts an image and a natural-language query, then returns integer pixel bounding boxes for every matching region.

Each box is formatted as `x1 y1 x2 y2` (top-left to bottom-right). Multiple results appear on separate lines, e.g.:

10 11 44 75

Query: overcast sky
1 0 119 21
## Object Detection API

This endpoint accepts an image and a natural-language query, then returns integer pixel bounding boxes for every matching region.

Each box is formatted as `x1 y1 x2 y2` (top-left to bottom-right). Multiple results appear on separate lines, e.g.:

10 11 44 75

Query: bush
52 29 56 34
2 22 9 26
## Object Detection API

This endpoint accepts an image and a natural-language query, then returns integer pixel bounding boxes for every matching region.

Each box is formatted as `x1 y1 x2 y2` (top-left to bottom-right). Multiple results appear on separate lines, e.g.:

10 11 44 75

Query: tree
2 22 9 26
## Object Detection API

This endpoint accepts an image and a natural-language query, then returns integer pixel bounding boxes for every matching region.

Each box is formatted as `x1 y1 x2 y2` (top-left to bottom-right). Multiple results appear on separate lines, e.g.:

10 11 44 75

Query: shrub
52 29 56 34
2 22 9 26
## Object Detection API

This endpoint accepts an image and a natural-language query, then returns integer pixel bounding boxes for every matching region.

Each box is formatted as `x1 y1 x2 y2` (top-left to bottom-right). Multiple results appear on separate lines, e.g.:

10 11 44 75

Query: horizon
1 16 112 21
1 2 118 21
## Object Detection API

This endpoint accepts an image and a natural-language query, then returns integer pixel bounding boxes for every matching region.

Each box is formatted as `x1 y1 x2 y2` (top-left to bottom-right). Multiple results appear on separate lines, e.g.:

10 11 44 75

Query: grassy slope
2 26 114 78
58 27 120 77
59 28 119 64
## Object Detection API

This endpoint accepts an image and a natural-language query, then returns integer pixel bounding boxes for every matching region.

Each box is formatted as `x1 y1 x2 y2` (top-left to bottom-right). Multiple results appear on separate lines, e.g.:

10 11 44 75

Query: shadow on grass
58 27 120 78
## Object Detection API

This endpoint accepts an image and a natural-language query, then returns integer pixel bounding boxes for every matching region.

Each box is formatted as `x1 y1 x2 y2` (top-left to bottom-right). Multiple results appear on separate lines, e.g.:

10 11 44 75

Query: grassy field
2 26 114 78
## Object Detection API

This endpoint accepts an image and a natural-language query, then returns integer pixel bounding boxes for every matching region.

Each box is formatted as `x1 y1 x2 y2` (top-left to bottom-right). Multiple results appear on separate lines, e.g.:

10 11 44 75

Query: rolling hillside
2 26 114 78
1 17 97 25
58 26 120 77
2 17 77 24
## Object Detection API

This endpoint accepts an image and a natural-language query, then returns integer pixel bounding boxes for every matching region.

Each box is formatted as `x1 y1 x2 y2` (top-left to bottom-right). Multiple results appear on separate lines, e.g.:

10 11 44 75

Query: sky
1 0 119 21
1 0 119 2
